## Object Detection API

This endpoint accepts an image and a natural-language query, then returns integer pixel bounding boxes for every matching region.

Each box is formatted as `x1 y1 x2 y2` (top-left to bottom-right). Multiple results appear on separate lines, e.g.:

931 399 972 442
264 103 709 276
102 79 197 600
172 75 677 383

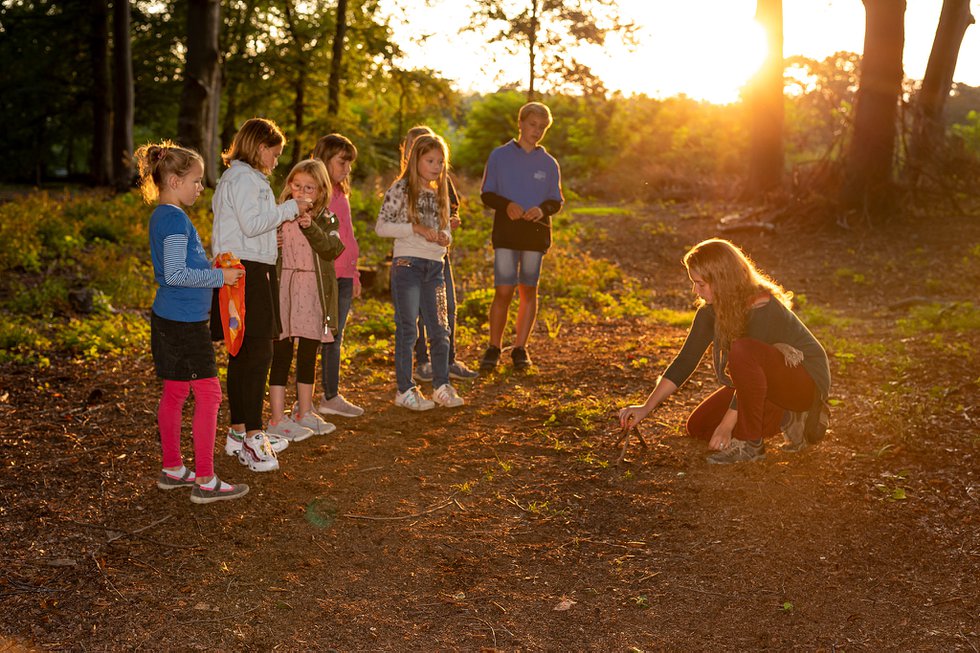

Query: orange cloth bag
214 252 246 356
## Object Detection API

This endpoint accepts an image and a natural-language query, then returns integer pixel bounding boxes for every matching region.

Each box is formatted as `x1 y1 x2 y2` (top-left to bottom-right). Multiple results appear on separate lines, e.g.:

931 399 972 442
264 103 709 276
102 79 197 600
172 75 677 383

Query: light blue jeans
391 257 449 393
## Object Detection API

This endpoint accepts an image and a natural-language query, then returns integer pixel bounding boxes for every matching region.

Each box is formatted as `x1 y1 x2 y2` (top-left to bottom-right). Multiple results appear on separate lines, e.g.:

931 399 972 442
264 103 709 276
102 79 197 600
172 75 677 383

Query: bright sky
384 0 980 104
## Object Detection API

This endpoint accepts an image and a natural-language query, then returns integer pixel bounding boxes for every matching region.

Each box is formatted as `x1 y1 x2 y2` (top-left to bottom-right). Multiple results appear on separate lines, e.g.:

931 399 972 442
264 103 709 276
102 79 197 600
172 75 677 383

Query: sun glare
592 1 768 103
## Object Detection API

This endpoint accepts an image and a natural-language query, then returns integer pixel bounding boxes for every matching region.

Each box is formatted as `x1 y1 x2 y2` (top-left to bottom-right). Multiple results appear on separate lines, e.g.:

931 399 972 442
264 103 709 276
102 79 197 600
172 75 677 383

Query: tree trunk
220 1 258 152
744 0 784 197
178 0 222 185
111 0 134 192
840 0 906 216
906 0 975 181
89 0 111 185
291 61 307 166
527 0 539 101
327 0 349 118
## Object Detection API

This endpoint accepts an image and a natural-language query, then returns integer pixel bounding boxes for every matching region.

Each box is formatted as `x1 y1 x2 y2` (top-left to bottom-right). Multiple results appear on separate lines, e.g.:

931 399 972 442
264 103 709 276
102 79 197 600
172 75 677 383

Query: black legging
227 335 274 431
269 337 320 386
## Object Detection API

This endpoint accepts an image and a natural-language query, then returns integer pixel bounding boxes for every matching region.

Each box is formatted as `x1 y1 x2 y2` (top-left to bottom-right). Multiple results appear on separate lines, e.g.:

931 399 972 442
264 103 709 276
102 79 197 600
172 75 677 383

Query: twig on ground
475 618 497 648
613 425 649 465
63 518 200 550
90 552 125 601
342 497 456 521
107 514 170 543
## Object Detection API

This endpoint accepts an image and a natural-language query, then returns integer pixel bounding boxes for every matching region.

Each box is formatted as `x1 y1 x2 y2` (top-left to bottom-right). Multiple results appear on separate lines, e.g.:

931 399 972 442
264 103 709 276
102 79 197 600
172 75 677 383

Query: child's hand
222 267 245 286
523 206 544 222
297 211 313 228
353 277 362 298
450 216 461 230
618 405 649 431
506 202 525 221
708 424 732 451
412 224 439 242
435 231 450 247
773 343 804 367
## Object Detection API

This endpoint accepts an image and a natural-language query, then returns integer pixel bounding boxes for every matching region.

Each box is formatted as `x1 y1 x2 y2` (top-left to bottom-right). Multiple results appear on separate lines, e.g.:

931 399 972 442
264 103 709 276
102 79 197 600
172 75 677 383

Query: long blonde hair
398 133 450 229
683 239 792 350
134 140 203 204
278 159 332 218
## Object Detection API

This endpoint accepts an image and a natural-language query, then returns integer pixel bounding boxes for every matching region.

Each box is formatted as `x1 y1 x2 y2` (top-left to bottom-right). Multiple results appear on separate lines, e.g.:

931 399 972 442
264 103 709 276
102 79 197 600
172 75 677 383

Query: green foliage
951 110 980 153
897 302 980 335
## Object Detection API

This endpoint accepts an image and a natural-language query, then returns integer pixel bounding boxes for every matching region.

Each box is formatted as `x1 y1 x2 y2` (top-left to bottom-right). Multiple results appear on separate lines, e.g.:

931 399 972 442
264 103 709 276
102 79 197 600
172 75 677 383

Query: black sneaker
511 346 532 371
804 398 830 444
480 345 501 372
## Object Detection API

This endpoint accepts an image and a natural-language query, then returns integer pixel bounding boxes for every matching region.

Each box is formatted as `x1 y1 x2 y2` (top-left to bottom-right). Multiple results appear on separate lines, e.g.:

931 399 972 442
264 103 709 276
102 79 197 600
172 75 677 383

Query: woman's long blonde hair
398 133 450 229
683 239 792 350
278 159 332 218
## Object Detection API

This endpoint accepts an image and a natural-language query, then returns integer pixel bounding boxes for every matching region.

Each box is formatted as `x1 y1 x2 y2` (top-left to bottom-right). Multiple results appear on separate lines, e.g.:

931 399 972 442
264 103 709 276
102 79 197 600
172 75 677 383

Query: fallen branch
342 497 456 521
63 518 200 550
613 425 649 465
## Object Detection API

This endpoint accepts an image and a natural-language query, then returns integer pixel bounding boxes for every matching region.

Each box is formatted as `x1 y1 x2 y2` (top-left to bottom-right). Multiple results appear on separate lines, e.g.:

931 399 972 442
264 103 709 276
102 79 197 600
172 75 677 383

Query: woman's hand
708 424 733 451
221 267 245 286
773 343 804 367
618 405 650 431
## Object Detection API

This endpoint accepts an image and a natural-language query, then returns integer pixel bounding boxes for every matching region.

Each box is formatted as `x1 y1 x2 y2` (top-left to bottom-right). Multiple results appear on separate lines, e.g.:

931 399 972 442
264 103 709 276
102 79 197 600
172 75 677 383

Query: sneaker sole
157 481 195 490
394 400 435 411
319 407 364 417
449 372 479 380
190 485 250 504
706 453 765 464
269 430 314 443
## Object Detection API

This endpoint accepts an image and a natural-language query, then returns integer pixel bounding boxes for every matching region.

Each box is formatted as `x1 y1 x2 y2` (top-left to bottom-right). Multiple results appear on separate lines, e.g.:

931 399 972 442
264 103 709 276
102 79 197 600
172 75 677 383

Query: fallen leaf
553 597 577 611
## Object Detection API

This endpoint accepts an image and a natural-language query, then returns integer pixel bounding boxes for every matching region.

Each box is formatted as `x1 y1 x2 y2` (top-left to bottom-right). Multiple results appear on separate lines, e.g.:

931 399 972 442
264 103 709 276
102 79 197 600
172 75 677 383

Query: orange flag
214 252 246 356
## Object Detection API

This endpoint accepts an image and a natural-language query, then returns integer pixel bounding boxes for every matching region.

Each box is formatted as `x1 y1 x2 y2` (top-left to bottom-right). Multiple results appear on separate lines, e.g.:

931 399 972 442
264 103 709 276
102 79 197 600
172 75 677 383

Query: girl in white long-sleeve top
211 118 312 474
375 134 464 411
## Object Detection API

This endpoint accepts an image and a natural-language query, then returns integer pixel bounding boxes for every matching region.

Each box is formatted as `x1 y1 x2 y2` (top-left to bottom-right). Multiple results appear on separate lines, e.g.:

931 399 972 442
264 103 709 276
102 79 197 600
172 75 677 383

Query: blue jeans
391 257 449 393
320 277 354 399
415 253 457 366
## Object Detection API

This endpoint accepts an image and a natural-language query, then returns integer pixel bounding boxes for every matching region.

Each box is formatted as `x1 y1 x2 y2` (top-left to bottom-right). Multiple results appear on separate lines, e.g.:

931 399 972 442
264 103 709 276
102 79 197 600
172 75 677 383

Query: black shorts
151 312 218 381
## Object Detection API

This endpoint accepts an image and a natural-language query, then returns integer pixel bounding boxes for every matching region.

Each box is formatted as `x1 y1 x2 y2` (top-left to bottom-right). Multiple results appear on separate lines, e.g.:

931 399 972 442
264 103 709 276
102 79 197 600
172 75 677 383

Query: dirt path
1 207 978 651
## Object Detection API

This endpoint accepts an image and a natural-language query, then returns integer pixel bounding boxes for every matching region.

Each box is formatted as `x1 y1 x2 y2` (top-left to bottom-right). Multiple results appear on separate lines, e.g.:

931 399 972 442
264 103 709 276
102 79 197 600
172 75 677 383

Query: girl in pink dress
267 160 346 443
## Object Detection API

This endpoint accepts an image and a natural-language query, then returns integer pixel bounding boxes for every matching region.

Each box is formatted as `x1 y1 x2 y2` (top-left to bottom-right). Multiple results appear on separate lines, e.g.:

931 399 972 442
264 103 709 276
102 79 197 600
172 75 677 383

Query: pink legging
687 338 815 442
158 377 222 477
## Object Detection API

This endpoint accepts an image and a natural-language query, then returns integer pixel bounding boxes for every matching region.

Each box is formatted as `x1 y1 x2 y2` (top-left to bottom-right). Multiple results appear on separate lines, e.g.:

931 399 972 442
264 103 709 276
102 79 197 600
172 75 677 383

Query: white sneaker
226 427 289 454
237 432 280 472
394 387 435 411
432 383 465 408
318 393 364 417
225 428 245 456
266 415 315 442
293 403 337 435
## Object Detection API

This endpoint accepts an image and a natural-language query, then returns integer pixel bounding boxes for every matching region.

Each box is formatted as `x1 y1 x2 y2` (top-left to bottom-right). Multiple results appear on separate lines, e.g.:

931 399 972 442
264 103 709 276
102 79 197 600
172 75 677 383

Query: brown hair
397 133 450 229
311 133 358 196
683 239 792 350
399 125 434 175
134 140 204 204
518 101 553 126
278 159 332 218
221 118 285 173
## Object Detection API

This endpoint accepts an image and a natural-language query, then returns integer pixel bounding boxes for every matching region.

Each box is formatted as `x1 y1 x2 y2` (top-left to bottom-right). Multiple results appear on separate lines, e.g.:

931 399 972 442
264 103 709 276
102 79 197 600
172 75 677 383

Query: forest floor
1 201 978 652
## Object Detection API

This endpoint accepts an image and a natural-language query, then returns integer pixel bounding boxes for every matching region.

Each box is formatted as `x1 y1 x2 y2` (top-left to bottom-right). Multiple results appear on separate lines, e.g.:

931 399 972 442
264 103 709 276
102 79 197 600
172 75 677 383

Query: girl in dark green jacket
267 160 346 446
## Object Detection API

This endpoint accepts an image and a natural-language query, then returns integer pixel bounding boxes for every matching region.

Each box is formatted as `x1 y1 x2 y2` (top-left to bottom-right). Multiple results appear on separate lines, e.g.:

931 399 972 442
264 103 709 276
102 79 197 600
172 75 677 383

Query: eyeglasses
289 182 318 194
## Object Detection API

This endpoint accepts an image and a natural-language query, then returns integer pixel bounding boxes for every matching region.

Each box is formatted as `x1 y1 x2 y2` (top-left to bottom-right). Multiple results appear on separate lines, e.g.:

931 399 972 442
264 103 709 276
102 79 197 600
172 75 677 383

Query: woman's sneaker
479 345 501 372
190 477 250 504
432 383 465 408
266 415 314 442
707 438 765 464
292 403 336 435
318 393 364 417
511 346 532 371
449 361 479 380
237 432 280 472
394 387 435 411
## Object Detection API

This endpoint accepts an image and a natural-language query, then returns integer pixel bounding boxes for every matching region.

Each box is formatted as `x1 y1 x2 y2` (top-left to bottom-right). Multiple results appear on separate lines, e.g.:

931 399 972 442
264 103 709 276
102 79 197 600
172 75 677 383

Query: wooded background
1 0 978 220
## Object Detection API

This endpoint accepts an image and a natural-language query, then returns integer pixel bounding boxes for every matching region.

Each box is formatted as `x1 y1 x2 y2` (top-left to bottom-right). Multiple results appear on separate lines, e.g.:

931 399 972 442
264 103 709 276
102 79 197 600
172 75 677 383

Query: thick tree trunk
527 0 539 101
111 0 134 191
327 0 348 118
291 62 307 166
906 0 975 181
178 0 222 185
840 0 906 216
744 0 784 197
89 0 111 185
